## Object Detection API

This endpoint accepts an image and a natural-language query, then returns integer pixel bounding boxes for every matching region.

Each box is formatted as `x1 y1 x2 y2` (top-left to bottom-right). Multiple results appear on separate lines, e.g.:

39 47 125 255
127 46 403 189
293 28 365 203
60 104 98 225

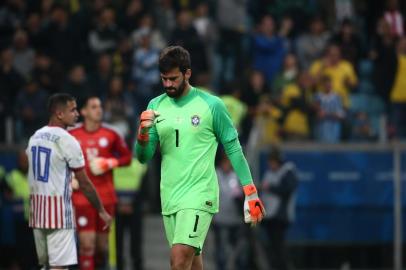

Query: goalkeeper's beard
164 78 187 98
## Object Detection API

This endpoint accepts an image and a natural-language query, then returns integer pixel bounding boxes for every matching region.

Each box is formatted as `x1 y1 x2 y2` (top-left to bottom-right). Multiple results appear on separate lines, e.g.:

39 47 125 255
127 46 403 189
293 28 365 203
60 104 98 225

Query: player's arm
74 168 112 229
113 134 132 166
135 109 159 163
223 138 265 225
89 132 132 175
60 134 111 227
212 97 265 225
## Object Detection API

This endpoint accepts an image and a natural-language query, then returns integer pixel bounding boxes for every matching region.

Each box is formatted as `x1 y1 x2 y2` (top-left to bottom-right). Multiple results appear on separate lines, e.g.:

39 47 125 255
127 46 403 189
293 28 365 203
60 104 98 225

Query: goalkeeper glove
243 183 266 225
137 110 160 145
89 157 119 176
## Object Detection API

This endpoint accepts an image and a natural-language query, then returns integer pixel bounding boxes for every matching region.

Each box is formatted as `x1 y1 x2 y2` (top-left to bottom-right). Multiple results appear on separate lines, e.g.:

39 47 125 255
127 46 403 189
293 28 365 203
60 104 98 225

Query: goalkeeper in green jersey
135 46 265 270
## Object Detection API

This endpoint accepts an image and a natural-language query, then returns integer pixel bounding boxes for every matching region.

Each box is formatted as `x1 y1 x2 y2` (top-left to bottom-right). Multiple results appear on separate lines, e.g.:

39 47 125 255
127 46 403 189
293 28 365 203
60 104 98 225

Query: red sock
79 255 94 270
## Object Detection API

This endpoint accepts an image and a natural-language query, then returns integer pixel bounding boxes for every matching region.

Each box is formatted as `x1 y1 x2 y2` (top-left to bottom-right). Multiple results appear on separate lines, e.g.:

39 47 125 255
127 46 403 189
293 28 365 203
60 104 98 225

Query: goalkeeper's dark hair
159 46 191 74
47 93 76 115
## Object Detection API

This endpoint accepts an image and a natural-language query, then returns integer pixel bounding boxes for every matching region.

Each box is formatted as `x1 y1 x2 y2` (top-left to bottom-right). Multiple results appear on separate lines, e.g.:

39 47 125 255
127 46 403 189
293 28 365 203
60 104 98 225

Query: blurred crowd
0 0 406 147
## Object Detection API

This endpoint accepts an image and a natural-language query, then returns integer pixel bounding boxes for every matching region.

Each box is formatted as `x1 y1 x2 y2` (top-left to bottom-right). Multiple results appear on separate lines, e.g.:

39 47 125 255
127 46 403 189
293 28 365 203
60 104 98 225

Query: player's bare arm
74 168 112 229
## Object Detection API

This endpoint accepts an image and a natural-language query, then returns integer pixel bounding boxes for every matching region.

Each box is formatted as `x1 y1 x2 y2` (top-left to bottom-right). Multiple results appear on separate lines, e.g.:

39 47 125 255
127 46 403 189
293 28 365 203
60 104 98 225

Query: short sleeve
60 134 85 170
212 98 238 144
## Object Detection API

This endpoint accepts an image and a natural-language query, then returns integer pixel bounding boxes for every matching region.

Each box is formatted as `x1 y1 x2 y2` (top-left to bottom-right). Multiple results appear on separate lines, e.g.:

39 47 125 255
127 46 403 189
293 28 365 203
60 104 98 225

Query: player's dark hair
159 46 191 74
47 93 76 115
80 95 100 110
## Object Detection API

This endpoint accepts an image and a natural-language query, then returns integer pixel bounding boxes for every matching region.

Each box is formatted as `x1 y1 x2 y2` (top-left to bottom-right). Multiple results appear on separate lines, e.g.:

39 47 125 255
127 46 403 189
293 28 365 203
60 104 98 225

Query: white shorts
33 228 78 267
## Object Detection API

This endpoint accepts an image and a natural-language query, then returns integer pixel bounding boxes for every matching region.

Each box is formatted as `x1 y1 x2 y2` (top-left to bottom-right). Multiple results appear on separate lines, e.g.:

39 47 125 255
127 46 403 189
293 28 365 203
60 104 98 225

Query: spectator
280 71 314 141
11 29 35 79
193 2 217 46
314 75 345 143
0 48 23 141
170 9 208 79
272 53 299 102
62 65 92 106
89 53 113 97
220 82 247 131
119 0 146 34
154 0 176 41
39 0 56 22
383 0 404 38
278 15 296 52
131 28 160 109
212 152 247 270
15 79 48 142
389 36 406 139
103 76 135 138
310 44 358 108
330 18 363 70
41 4 81 68
31 51 64 94
296 16 330 69
193 2 217 72
131 13 166 51
334 0 355 23
240 70 271 144
351 111 376 141
248 94 283 147
0 0 26 48
112 36 134 80
88 7 120 55
260 147 298 270
25 12 45 51
215 0 247 86
251 14 286 85
369 17 397 110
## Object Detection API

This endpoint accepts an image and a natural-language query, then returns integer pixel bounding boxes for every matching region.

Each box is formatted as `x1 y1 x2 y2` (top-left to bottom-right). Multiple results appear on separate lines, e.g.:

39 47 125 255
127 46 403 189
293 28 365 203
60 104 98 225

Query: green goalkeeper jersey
141 87 238 215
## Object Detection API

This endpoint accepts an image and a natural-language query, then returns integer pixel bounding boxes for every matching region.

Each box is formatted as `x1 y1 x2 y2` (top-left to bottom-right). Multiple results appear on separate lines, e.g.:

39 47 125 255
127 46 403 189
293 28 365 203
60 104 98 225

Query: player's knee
170 259 190 270
95 241 108 254
79 233 96 255
79 243 95 256
191 255 203 270
170 253 192 270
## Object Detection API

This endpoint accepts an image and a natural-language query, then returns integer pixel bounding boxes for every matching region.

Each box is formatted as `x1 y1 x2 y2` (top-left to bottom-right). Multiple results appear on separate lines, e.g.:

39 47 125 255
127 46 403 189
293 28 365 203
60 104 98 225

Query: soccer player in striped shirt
135 46 266 270
26 93 112 269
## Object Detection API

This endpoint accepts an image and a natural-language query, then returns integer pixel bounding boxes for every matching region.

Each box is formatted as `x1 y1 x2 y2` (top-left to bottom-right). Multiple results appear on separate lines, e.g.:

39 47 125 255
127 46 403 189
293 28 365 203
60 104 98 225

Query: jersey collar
170 86 196 107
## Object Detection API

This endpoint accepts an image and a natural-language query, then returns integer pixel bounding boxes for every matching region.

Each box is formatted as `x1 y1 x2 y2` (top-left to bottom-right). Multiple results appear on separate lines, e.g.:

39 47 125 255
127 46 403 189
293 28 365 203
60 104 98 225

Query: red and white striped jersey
26 126 85 229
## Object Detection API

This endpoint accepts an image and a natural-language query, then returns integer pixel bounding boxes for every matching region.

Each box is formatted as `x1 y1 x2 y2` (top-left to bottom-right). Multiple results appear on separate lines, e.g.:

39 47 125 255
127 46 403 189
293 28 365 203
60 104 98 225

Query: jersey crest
191 115 200 126
98 137 109 147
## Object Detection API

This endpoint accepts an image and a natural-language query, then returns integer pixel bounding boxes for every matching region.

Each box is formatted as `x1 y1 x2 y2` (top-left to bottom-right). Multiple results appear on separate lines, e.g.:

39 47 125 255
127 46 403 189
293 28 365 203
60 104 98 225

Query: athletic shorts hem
161 207 217 216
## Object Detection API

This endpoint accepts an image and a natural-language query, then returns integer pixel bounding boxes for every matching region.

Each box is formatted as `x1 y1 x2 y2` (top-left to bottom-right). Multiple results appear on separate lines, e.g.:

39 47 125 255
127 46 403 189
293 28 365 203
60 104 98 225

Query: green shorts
163 209 213 255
